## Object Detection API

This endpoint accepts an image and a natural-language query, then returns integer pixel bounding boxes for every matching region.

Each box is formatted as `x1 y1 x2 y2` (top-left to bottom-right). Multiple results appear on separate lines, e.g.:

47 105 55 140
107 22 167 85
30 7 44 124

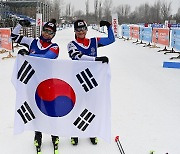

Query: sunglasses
42 28 55 35
75 27 87 32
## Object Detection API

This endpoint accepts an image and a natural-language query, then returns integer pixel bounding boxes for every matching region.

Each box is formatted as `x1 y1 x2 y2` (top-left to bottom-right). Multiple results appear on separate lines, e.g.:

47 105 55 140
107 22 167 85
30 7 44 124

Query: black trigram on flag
76 68 98 92
17 101 35 124
73 108 95 131
17 60 35 84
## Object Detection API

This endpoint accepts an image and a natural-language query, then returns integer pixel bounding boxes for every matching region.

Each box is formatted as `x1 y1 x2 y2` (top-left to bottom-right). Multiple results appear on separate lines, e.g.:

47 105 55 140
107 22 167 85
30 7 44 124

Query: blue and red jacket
67 26 115 61
11 24 59 59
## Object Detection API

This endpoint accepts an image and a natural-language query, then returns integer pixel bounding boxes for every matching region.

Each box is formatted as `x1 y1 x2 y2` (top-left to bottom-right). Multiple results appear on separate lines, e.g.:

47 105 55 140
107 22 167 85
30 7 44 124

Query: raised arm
11 24 33 49
97 21 115 47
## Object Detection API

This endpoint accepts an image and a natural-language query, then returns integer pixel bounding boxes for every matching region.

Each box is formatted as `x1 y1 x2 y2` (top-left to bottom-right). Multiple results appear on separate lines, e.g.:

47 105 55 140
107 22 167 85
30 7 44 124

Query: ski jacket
11 24 59 59
67 25 115 61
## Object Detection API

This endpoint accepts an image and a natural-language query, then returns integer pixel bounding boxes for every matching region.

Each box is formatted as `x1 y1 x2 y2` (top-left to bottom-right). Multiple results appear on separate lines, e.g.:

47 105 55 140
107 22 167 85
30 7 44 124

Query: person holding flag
67 19 115 145
11 18 59 154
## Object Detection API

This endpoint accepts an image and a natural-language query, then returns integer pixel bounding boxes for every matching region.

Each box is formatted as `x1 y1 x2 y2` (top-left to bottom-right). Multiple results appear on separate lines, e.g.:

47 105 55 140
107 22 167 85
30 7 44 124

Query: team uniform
67 19 115 146
67 26 115 61
11 24 59 59
11 20 59 154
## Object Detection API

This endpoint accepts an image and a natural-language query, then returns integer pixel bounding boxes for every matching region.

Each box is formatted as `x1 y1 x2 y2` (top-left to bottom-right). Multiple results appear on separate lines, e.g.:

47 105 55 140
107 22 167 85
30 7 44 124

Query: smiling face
42 27 55 39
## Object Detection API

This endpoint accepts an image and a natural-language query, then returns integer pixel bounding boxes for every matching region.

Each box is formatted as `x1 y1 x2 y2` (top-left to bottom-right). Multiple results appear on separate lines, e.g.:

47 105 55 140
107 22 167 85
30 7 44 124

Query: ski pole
115 136 125 154
115 136 123 154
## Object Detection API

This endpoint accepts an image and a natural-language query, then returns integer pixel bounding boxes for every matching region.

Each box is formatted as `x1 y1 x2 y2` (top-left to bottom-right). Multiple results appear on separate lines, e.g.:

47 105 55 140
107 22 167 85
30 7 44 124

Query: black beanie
43 19 57 32
74 20 87 30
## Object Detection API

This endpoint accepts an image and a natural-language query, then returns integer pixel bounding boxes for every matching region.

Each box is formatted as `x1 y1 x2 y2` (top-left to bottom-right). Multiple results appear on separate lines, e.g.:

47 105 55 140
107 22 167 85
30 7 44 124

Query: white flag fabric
12 55 111 142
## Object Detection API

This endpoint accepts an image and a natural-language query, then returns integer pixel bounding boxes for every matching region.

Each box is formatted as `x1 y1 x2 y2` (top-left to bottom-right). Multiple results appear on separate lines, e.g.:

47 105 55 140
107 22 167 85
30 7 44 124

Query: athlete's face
75 28 87 39
42 27 55 39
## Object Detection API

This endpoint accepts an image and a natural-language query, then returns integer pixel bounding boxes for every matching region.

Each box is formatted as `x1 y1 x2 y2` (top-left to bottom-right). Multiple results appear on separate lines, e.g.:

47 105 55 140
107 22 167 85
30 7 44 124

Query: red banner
130 25 140 39
0 28 12 51
152 28 169 46
112 14 118 37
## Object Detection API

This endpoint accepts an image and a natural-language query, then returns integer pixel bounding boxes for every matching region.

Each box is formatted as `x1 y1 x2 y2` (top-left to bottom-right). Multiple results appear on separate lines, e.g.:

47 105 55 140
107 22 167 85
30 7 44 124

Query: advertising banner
152 28 170 46
121 24 130 38
0 28 12 51
111 13 118 37
171 29 180 50
139 27 152 43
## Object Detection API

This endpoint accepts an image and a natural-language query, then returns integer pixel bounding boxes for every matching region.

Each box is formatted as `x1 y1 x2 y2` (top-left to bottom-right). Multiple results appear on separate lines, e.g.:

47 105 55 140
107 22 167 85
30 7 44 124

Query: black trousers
34 131 59 143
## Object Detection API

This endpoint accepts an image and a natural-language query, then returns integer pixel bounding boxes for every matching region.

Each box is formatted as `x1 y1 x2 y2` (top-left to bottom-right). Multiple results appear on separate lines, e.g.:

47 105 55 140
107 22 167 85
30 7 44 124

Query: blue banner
139 27 152 43
170 24 180 28
171 29 180 50
151 24 164 28
121 24 130 38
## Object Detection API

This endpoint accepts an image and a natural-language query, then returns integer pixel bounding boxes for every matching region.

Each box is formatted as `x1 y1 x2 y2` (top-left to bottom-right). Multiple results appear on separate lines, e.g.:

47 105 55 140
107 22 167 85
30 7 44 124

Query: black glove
100 20 111 27
95 56 109 63
19 19 31 27
18 49 30 56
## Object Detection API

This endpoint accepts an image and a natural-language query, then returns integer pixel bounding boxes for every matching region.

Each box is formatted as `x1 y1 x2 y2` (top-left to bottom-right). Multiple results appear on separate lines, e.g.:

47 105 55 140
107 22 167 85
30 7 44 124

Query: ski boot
52 136 59 154
34 132 42 154
90 137 98 145
71 137 78 146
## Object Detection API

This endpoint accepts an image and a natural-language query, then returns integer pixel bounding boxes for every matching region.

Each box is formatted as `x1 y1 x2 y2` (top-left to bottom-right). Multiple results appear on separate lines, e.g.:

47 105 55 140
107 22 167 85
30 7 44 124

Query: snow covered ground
1 27 180 154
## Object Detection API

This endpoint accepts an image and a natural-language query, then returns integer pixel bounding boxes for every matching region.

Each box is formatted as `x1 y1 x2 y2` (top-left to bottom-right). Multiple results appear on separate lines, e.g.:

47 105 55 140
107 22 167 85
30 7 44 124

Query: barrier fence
0 26 36 50
92 22 180 67
139 27 152 46
92 23 180 56
120 24 180 53
1 24 178 59
170 24 180 28
0 28 14 59
171 29 180 51
0 28 12 51
121 24 130 40
152 28 170 46
130 25 140 40
0 26 38 59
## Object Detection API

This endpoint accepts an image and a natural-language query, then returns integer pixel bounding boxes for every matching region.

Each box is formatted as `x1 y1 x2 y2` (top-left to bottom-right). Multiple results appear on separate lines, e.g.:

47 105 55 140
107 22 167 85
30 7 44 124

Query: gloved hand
19 19 31 27
100 20 111 27
18 49 30 56
95 56 109 63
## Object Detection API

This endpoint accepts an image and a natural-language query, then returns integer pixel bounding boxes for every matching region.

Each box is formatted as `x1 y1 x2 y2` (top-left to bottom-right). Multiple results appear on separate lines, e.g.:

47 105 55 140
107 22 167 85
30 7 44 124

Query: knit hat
43 19 57 32
74 20 87 31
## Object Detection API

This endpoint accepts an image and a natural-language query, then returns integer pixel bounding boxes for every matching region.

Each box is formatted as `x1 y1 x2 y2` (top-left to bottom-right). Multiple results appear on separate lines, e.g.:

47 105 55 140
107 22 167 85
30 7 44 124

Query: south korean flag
12 55 111 143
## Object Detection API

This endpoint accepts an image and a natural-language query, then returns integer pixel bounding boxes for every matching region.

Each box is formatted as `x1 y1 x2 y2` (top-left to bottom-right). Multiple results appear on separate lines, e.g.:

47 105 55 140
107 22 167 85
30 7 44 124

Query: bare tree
98 1 102 21
71 6 75 17
128 1 173 23
174 7 180 22
103 0 112 21
54 0 65 18
65 3 71 16
124 4 131 17
116 4 131 16
116 5 124 16
178 7 180 15
51 0 61 21
94 0 98 23
49 0 179 24
74 10 84 17
115 4 131 24
133 3 151 23
151 0 162 23
85 0 90 22
160 1 172 21
68 3 71 16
